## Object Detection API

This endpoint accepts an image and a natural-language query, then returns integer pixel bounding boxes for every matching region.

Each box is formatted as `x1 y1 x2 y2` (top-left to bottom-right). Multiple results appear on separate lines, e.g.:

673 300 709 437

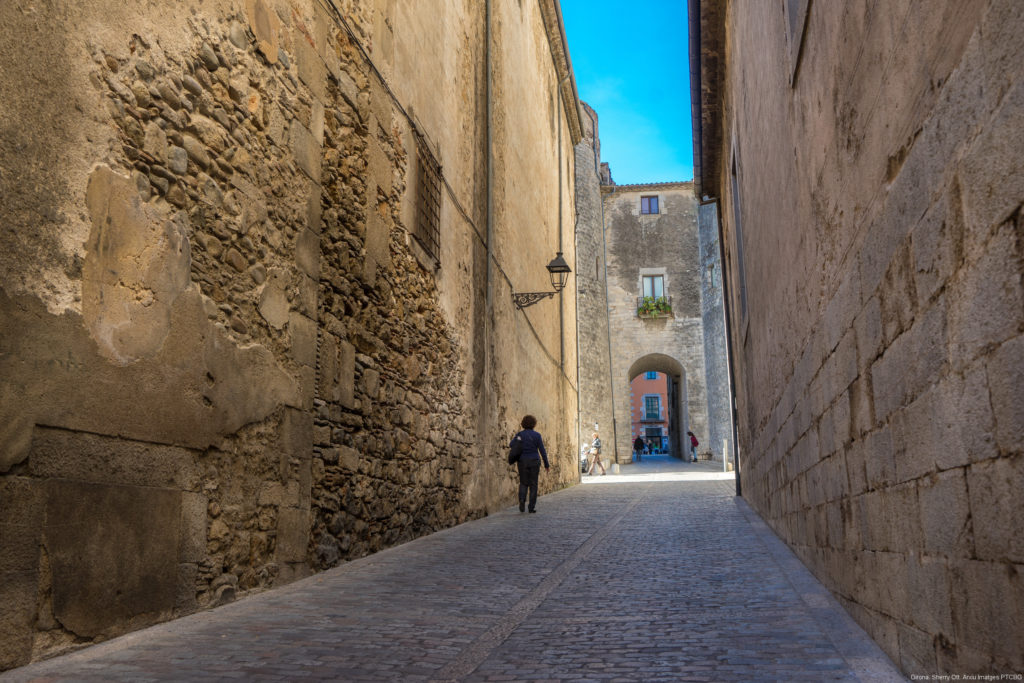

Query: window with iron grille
413 132 441 264
641 195 659 214
645 371 658 380
644 395 660 420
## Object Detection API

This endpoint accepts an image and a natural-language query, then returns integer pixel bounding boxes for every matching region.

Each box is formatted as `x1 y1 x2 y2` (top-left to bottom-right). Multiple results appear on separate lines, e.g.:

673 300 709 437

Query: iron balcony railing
636 295 673 318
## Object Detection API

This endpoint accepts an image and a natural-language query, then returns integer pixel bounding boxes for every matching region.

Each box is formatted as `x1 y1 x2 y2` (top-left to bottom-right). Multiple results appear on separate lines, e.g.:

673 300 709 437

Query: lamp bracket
512 291 557 309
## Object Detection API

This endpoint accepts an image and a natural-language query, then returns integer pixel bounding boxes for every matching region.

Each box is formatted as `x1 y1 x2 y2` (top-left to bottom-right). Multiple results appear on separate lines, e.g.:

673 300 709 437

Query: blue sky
560 1 693 185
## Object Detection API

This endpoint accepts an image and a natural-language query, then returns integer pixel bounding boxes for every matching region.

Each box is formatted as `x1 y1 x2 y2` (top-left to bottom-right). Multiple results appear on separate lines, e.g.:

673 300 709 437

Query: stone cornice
538 0 584 145
601 181 694 195
688 0 725 199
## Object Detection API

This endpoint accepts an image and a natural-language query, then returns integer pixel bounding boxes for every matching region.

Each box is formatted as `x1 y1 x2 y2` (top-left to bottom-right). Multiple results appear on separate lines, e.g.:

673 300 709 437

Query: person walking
510 415 549 513
633 435 645 462
586 431 606 475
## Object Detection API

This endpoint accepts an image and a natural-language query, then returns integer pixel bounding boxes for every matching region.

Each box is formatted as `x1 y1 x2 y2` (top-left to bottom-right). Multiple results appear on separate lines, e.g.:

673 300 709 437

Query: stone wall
0 0 582 669
602 183 709 461
702 0 1024 674
697 200 733 463
574 103 615 462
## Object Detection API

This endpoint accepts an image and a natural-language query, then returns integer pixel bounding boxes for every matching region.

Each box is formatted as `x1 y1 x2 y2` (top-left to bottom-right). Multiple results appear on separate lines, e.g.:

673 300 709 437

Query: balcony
636 295 673 319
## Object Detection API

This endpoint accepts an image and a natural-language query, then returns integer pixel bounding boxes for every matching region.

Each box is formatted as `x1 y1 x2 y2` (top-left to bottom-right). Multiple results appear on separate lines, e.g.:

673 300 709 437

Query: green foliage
637 296 672 317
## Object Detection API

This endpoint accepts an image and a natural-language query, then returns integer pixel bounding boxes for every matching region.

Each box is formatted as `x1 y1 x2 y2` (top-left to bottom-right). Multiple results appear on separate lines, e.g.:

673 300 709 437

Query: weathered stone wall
603 184 709 462
574 103 615 461
697 200 733 463
0 0 582 669
708 0 1024 674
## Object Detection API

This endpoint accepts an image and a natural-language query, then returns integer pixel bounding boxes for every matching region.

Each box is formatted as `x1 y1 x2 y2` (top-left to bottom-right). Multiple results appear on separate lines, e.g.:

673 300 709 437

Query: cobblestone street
3 457 904 682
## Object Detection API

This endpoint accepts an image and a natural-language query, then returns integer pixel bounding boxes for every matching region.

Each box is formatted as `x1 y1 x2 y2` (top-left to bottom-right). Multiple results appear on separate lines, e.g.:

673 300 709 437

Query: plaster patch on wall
83 165 190 365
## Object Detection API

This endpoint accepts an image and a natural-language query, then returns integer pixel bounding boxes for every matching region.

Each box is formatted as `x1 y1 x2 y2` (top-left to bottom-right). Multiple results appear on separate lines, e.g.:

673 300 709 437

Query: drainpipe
485 0 495 478
557 75 567 376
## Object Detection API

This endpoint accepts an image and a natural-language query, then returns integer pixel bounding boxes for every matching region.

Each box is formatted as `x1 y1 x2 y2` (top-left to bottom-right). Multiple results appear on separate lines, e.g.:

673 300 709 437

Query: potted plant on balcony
637 296 672 318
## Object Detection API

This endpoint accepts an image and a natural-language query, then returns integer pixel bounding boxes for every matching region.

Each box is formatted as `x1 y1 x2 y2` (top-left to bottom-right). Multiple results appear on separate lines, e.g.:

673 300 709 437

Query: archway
619 354 690 463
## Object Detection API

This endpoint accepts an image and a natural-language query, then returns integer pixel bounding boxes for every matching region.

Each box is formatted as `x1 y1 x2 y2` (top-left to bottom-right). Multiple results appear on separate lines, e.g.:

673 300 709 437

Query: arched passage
620 353 690 462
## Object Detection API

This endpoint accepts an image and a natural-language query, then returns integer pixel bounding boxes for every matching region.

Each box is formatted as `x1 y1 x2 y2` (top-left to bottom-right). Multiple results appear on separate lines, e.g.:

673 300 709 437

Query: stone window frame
643 394 662 420
645 371 658 380
783 0 812 86
640 194 660 215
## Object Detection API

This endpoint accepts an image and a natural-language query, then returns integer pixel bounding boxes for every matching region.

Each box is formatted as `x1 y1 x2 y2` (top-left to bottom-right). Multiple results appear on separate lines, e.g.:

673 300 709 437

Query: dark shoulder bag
508 433 523 464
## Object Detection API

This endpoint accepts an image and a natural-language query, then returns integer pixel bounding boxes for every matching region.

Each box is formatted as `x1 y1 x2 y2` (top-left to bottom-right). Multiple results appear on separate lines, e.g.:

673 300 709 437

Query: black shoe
528 509 536 513
519 501 525 513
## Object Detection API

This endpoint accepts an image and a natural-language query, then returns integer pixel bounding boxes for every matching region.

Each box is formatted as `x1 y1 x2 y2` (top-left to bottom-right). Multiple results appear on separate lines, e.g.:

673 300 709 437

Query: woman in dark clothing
633 436 645 462
510 414 549 513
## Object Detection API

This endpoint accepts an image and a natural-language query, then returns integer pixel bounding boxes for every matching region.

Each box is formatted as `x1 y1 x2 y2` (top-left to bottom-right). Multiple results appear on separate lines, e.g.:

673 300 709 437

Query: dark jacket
511 429 549 467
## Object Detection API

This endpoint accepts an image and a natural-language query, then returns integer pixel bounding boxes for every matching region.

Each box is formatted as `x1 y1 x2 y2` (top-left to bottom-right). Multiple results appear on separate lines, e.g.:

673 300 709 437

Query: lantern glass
546 252 571 292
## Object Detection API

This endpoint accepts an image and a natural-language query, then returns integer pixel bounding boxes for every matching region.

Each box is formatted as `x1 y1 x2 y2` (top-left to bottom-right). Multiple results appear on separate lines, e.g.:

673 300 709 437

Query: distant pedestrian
688 431 699 462
633 436 644 462
510 415 549 513
586 431 606 475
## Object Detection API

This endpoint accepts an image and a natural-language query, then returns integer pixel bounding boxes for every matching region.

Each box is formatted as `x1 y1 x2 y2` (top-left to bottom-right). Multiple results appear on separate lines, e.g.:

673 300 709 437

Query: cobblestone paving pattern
3 457 905 682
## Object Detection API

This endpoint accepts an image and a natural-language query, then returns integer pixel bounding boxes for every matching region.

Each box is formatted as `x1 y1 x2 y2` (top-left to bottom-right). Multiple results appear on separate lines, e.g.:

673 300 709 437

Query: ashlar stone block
246 0 279 64
338 340 356 409
274 508 310 565
960 81 1024 236
898 622 938 676
295 227 320 279
290 122 321 183
295 29 327 102
318 332 341 403
967 455 1024 563
178 491 208 564
894 363 996 483
919 469 973 558
863 425 896 490
258 267 290 330
986 334 1024 454
0 570 37 670
950 558 1024 671
289 312 317 368
906 552 953 636
45 480 180 638
279 406 313 460
947 220 1024 369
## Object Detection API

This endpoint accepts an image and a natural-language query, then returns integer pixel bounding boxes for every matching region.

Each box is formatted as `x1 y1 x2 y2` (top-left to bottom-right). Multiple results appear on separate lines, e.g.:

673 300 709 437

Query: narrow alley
3 457 903 682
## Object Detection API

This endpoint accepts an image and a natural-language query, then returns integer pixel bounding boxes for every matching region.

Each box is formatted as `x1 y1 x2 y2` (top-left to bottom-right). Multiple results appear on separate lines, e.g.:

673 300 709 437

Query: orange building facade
629 371 669 452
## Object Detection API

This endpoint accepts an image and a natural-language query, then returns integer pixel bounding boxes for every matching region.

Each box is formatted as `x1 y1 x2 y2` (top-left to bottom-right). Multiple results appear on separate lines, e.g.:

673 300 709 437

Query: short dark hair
521 415 537 430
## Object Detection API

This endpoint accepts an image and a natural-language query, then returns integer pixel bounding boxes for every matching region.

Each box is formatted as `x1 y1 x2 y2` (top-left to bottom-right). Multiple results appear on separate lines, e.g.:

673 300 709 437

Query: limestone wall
697 200 733 463
603 184 709 462
708 0 1024 674
574 103 615 462
0 0 581 669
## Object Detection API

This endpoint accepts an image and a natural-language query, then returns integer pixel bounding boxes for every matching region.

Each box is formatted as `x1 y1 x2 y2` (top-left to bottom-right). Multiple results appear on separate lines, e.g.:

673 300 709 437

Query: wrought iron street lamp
512 251 572 309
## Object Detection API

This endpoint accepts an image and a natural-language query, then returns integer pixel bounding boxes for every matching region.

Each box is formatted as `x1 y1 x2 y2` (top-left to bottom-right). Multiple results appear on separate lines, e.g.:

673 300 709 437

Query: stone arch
617 353 692 462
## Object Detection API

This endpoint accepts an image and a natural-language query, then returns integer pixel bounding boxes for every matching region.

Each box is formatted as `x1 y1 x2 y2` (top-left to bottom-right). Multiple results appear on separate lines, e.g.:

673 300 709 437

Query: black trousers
517 459 541 510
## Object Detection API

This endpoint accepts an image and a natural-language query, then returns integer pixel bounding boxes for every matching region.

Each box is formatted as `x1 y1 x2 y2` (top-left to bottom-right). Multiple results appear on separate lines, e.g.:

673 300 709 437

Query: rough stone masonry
0 0 583 669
